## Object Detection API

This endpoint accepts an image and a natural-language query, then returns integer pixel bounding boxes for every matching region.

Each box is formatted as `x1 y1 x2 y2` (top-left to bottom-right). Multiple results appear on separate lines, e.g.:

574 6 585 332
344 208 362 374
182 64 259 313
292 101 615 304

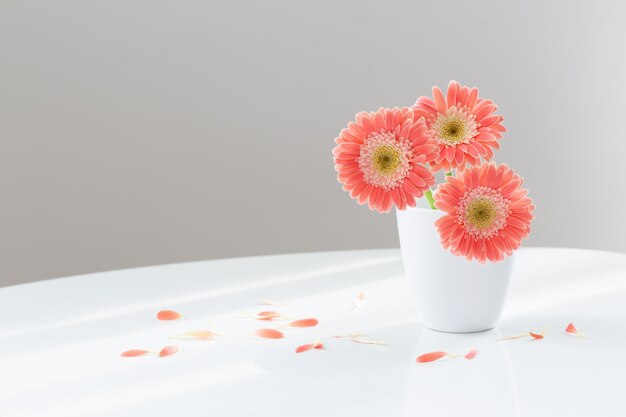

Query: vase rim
396 206 444 216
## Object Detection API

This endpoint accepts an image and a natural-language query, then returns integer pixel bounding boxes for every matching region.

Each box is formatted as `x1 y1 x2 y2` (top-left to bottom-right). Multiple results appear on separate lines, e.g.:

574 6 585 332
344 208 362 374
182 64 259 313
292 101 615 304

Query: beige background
1 0 625 287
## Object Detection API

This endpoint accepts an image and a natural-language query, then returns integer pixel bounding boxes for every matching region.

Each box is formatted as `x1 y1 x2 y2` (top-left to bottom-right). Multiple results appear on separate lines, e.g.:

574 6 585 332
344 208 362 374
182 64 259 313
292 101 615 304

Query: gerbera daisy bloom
333 107 439 213
412 80 506 173
434 163 534 263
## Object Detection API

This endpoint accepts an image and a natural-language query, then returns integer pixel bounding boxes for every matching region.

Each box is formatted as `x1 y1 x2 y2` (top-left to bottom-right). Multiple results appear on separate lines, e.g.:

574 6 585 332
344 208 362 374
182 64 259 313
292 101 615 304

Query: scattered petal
499 326 549 341
288 318 319 328
295 341 324 353
256 311 283 321
260 295 288 306
120 349 152 357
296 344 314 353
332 333 364 339
159 346 178 357
255 328 285 339
351 291 366 310
464 349 478 360
157 310 182 321
496 333 529 341
171 330 216 340
295 344 313 353
351 338 387 346
331 333 385 345
416 351 449 363
258 311 280 317
565 322 588 338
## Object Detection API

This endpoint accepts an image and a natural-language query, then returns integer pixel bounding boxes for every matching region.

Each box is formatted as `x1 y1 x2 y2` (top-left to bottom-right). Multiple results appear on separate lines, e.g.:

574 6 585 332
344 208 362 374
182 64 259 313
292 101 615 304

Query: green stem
424 189 436 209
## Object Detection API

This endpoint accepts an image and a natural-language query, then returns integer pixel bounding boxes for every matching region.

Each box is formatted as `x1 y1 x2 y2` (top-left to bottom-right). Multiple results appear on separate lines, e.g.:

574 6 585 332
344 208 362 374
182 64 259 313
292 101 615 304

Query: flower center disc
431 106 478 147
358 131 413 191
440 119 467 143
466 198 497 229
372 145 401 175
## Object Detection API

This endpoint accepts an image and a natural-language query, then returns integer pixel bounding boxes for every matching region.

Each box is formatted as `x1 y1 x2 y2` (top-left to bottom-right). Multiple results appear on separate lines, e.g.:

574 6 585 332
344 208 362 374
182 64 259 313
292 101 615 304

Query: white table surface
1 247 626 417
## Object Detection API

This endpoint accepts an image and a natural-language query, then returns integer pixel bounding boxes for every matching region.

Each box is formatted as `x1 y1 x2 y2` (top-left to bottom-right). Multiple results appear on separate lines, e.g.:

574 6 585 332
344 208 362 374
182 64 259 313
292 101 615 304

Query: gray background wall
1 0 625 287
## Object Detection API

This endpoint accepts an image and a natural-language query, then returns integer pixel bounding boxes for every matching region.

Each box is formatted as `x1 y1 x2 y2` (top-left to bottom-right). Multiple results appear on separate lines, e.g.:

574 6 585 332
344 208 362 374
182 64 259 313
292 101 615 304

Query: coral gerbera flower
333 107 439 213
434 163 534 263
412 80 506 173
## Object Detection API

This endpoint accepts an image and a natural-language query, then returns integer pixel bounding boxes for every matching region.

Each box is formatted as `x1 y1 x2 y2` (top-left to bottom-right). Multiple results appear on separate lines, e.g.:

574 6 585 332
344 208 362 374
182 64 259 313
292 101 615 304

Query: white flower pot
396 206 513 333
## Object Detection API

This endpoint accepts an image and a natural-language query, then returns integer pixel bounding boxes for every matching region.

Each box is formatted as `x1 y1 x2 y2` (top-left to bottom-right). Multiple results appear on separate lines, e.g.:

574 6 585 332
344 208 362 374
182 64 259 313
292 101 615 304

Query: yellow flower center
440 118 467 143
372 145 401 175
466 198 497 229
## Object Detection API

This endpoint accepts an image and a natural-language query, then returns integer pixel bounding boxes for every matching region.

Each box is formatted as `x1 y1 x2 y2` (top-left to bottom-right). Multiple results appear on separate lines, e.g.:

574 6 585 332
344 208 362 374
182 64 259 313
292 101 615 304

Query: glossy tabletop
1 248 626 417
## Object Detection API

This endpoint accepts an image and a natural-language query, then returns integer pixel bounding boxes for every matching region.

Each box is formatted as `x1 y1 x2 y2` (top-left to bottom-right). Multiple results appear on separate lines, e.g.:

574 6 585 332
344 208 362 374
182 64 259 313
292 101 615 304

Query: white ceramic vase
396 206 513 333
